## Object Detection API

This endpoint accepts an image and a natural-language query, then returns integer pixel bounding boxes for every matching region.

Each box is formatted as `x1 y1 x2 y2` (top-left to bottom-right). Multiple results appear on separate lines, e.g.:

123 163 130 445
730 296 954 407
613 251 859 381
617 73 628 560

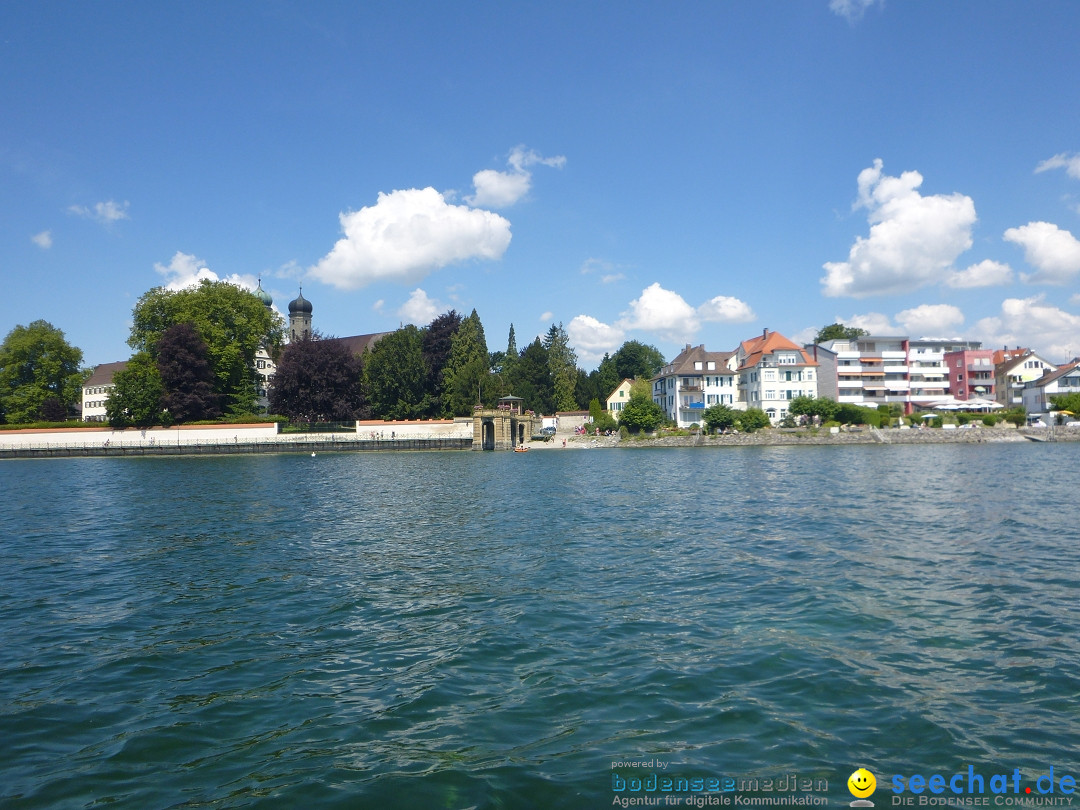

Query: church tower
288 288 312 342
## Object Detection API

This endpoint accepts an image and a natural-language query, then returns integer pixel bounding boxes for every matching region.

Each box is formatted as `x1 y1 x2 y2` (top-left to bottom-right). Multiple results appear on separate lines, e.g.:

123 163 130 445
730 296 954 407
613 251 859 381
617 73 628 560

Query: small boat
514 445 529 453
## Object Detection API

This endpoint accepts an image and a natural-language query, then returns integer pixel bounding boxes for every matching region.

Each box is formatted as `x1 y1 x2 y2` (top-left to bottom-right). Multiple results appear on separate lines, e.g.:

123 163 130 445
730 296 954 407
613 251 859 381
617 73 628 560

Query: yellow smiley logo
848 768 876 798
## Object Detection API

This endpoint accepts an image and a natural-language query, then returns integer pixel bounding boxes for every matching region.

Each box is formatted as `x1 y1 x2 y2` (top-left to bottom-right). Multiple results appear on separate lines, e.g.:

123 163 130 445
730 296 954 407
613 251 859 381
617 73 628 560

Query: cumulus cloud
154 251 258 293
975 296 1080 362
69 199 130 224
309 188 512 290
822 159 977 298
539 311 554 322
698 295 756 323
1036 153 1080 180
895 304 965 337
31 230 52 249
829 0 881 23
397 288 442 325
1003 221 1080 284
567 314 626 361
465 145 565 209
838 312 898 334
944 259 1014 289
619 283 701 342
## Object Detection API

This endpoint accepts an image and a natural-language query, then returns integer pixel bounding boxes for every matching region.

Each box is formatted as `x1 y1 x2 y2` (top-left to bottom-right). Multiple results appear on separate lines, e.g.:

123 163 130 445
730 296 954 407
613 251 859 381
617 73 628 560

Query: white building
1021 361 1080 416
606 379 633 416
994 350 1056 408
81 361 128 422
736 329 818 423
651 344 737 428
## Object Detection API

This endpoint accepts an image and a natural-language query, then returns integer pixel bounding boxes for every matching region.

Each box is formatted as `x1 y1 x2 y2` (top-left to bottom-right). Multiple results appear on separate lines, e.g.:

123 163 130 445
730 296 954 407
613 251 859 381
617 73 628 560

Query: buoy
311 452 316 457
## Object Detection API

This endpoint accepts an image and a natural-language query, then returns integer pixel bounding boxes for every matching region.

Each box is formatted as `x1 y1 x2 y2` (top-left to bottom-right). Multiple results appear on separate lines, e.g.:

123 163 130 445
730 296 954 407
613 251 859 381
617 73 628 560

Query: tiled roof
656 344 735 377
737 330 818 371
83 361 128 388
1032 360 1080 389
325 332 392 356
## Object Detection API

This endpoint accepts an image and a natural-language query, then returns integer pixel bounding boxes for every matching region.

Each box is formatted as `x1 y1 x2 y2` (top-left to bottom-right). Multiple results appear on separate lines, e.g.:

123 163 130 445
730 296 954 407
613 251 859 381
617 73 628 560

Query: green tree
0 320 85 423
788 395 840 422
365 325 430 420
814 323 869 343
703 403 738 432
129 280 285 415
510 338 554 414
618 380 664 433
421 310 462 415
157 323 220 423
270 332 367 422
612 340 665 381
442 310 491 416
1050 392 1080 416
543 322 579 413
735 408 771 433
107 352 166 428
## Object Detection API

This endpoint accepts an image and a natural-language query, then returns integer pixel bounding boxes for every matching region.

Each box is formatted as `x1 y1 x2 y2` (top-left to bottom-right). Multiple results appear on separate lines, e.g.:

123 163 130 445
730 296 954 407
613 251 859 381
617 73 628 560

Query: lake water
2 444 1079 809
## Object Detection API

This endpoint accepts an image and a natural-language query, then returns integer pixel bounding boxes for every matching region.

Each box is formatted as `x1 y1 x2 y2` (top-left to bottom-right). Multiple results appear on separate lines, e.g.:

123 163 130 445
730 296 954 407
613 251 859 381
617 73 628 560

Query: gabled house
651 344 737 428
82 361 128 422
995 350 1056 407
606 379 634 416
736 329 818 423
1021 361 1080 416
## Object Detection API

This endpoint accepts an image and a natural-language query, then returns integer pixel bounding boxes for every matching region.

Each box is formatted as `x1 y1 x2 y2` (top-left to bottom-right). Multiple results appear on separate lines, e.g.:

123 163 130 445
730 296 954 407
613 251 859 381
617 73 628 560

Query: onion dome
254 279 273 308
288 288 312 315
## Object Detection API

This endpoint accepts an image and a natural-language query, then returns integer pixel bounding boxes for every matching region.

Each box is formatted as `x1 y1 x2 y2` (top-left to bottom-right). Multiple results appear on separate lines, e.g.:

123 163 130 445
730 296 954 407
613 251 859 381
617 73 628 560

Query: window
707 361 715 370
694 361 702 370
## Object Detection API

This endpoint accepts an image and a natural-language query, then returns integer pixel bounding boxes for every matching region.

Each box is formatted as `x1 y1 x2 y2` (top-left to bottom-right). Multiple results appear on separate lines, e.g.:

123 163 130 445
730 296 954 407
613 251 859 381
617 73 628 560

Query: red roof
737 330 818 371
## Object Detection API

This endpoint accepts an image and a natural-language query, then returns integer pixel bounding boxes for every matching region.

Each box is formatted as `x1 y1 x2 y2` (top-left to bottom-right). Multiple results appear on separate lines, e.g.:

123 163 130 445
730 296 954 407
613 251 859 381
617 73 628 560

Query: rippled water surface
3 444 1080 808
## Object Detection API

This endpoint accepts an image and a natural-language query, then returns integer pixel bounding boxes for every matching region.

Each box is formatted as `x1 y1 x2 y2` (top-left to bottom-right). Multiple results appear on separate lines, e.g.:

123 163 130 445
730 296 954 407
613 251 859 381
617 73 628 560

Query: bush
1004 408 1025 427
619 425 628 440
736 408 771 433
982 415 998 427
930 416 944 428
956 412 971 425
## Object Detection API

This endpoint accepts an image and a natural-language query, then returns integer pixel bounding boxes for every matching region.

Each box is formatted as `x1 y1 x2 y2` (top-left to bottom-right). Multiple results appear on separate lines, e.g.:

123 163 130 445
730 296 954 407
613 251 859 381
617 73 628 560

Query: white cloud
397 288 442 326
309 188 512 290
822 159 977 298
619 283 701 342
829 0 881 23
69 199 130 224
838 312 898 334
945 259 1014 289
372 299 385 313
567 314 626 367
601 273 626 284
1003 221 1080 284
698 295 756 323
1035 153 1080 180
31 230 52 249
465 145 565 209
539 311 554 322
154 251 258 293
895 303 965 337
975 296 1080 362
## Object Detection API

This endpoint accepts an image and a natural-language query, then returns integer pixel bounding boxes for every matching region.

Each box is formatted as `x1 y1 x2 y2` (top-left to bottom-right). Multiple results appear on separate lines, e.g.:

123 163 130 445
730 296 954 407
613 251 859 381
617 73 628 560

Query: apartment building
944 348 995 401
652 344 737 428
735 329 818 423
994 350 1056 407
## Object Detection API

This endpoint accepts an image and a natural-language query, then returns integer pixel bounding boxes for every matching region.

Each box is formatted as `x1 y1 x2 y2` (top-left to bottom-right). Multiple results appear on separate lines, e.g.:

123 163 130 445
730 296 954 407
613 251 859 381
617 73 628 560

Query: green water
2 444 1079 808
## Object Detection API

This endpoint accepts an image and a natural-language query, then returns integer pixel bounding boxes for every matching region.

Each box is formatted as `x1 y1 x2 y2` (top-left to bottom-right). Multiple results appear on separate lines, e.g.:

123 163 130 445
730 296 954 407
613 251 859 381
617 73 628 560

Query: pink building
944 348 995 401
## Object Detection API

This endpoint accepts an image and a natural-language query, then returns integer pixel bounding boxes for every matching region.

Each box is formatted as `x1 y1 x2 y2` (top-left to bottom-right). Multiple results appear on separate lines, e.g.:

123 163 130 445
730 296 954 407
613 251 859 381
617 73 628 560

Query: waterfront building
735 329 818 423
606 379 633 416
944 348 995 401
994 349 1056 408
81 361 128 422
651 344 737 428
807 335 981 413
1021 360 1080 416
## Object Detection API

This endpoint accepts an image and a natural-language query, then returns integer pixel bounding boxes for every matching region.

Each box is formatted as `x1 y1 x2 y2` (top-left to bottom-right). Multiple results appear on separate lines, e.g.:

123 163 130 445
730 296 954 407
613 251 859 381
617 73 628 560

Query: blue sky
4 1 1080 370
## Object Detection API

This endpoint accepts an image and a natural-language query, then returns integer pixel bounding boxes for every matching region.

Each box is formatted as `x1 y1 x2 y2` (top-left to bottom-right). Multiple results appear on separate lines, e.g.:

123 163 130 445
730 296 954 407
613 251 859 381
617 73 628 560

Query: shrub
982 415 998 427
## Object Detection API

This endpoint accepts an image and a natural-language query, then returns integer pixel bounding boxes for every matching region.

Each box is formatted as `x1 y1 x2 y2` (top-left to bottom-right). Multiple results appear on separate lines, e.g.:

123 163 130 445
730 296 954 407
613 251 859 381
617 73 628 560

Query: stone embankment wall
615 425 1079 448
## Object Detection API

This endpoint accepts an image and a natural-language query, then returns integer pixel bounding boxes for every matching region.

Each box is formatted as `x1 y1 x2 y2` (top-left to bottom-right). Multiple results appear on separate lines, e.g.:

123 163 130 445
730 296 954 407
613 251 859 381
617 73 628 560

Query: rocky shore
540 425 1079 450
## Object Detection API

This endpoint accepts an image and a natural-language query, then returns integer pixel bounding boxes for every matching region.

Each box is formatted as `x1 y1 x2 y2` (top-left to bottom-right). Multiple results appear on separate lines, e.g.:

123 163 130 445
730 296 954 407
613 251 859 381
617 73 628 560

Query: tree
589 397 618 432
703 403 738 432
421 310 462 415
365 325 430 420
612 340 666 381
0 320 85 423
510 338 554 414
618 379 664 433
270 332 367 422
543 322 578 412
442 310 491 416
129 280 285 415
1050 392 1080 416
789 395 840 422
157 323 220 423
107 352 165 428
814 323 869 343
735 408 771 433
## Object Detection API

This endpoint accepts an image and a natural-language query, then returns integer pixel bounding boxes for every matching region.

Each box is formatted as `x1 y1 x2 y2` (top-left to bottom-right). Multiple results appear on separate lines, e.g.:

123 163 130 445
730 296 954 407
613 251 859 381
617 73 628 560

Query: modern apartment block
807 335 982 413
652 344 737 428
944 348 995 401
